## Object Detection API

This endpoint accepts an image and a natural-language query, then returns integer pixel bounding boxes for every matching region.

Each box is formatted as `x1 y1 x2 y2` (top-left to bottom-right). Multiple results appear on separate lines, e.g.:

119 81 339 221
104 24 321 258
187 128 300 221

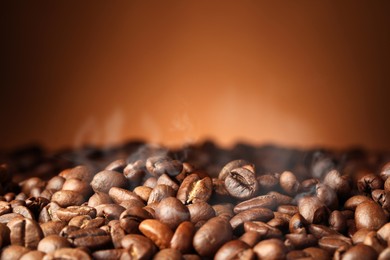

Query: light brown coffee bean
139 219 174 249
355 201 387 230
170 221 195 254
253 238 287 260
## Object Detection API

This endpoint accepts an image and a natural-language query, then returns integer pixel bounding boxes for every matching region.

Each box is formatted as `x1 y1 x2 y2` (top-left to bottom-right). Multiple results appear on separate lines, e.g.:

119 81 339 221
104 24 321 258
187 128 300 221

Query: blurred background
1 1 389 151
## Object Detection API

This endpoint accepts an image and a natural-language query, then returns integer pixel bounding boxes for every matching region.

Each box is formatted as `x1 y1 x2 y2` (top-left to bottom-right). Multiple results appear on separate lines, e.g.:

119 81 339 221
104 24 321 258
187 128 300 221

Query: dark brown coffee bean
0 222 10 248
329 210 347 233
60 165 94 182
95 204 126 221
244 221 283 238
193 217 233 257
357 173 383 193
20 177 46 197
219 160 253 181
318 235 352 255
170 221 195 253
44 248 92 260
267 191 293 205
107 220 125 249
234 194 276 213
380 162 390 181
303 247 330 260
214 240 254 260
315 183 338 210
177 174 212 204
7 218 43 249
133 186 152 202
148 184 176 204
39 189 56 201
39 202 61 222
355 200 387 230
68 215 92 228
146 156 183 177
90 170 128 193
372 189 390 211
0 245 31 260
155 197 190 230
253 238 288 260
182 255 201 260
289 213 308 234
308 224 340 239
105 159 127 172
46 176 65 191
62 178 93 198
88 192 113 207
239 231 262 247
68 227 111 249
280 171 300 196
230 207 274 230
157 174 180 191
257 173 280 192
39 221 67 237
92 249 125 260
187 201 215 224
56 206 96 222
344 195 372 210
224 166 258 200
267 217 289 230
212 203 234 221
123 160 146 186
121 234 156 259
37 235 71 254
143 176 158 189
139 219 174 249
108 187 142 204
285 233 317 249
340 244 378 260
298 196 329 224
323 170 351 198
153 248 182 260
51 190 85 208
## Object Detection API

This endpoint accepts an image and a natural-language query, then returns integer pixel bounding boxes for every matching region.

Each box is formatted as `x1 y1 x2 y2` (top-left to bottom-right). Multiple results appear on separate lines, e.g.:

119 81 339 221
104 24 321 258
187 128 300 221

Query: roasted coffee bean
43 248 91 260
152 248 182 260
20 250 45 260
143 177 158 189
323 170 351 198
302 247 330 260
286 250 309 260
121 234 157 259
315 183 338 210
285 233 317 249
68 227 111 249
133 186 153 202
107 220 125 249
280 171 300 196
56 206 96 222
230 207 274 230
289 213 308 234
123 160 146 186
62 178 93 198
308 224 340 239
59 165 94 183
0 212 23 224
298 196 329 224
92 249 125 260
20 177 46 197
214 240 254 260
39 221 67 237
37 235 71 253
193 217 233 257
340 244 378 260
39 189 56 200
224 166 258 199
105 159 127 172
212 203 234 221
157 174 180 191
39 202 61 222
182 254 201 260
372 189 390 211
95 204 126 220
257 173 280 192
90 170 128 193
267 191 293 205
351 228 372 244
139 219 174 249
380 162 390 181
87 192 113 207
355 200 387 230
329 210 347 233
267 217 289 230
148 184 176 204
12 205 34 219
177 174 212 204
51 190 85 207
239 231 262 247
377 222 390 241
0 222 10 247
46 176 65 191
344 195 372 210
318 235 352 254
0 201 11 215
219 160 253 180
108 187 142 204
170 221 195 253
146 156 183 177
244 221 283 238
278 205 299 216
187 201 215 224
0 245 31 260
253 238 288 260
363 231 386 254
155 197 190 230
7 218 43 249
357 173 383 193
234 194 276 213
379 248 390 260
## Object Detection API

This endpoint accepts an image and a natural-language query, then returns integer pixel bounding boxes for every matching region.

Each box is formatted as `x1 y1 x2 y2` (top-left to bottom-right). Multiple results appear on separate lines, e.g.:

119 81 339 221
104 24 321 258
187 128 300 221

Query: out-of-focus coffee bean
155 197 190 230
182 254 201 260
7 218 43 249
234 194 276 213
0 201 11 215
257 173 280 192
267 191 293 205
133 186 152 202
91 170 128 194
267 217 289 230
329 210 347 233
253 238 288 260
285 233 317 249
224 166 258 200
289 213 308 234
379 247 390 260
12 205 34 219
143 177 158 189
92 249 125 260
177 174 212 204
88 192 113 207
108 187 142 205
59 165 94 182
363 231 386 254
344 195 372 210
39 221 66 237
157 174 180 191
146 156 183 177
51 190 85 207
244 221 283 238
19 250 45 260
0 245 31 260
20 177 46 197
318 235 352 254
298 196 329 224
377 222 390 241
123 160 146 187
187 201 215 224
68 215 92 228
0 222 10 247
303 247 330 260
68 227 111 249
46 176 65 191
218 160 253 181
105 159 127 172
62 178 93 198
323 170 351 198
0 212 24 224
308 224 340 239
357 173 384 194
213 203 234 221
286 250 309 260
230 207 274 230
39 189 56 200
139 219 174 249
37 235 71 253
170 221 195 254
43 248 92 260
214 240 254 260
278 205 299 216
148 184 176 204
372 189 390 211
355 200 387 230
193 217 233 257
351 228 372 244
280 171 300 196
315 183 338 210
239 231 262 247
340 244 378 260
56 206 96 222
107 220 125 249
153 248 182 260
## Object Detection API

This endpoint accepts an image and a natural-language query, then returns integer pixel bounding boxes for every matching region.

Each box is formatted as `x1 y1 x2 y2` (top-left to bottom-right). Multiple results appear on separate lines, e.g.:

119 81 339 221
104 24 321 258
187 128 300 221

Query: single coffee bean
357 173 383 193
39 189 56 201
286 250 309 260
67 227 111 249
95 204 126 220
107 220 126 249
46 176 65 191
213 203 234 221
59 165 94 183
323 170 351 198
139 219 174 249
157 174 180 191
244 221 283 238
120 234 157 259
267 217 289 231
372 189 390 211
51 190 85 208
56 206 96 222
7 218 43 249
344 195 372 210
285 233 317 249
277 205 299 216
108 187 142 204
133 186 153 202
328 210 347 233
68 215 92 228
148 184 176 204
0 245 31 260
143 177 158 189
92 249 125 260
193 217 233 257
155 197 190 230
105 159 127 172
37 235 71 254
39 202 61 222
267 191 293 205
363 231 386 254
289 213 308 234
0 201 11 215
351 228 372 244
153 248 182 260
170 221 195 254
87 192 113 207
43 248 92 260
214 240 254 260
257 173 280 192
62 178 93 198
0 222 10 247
146 156 183 177
224 166 259 200
219 160 253 180
123 160 146 187
315 183 338 210
230 207 274 230
39 221 67 237
12 205 34 219
19 250 45 260
234 194 276 213
318 235 352 255
308 224 340 239
253 238 288 260
239 231 262 247
340 244 378 260
177 174 212 204
379 248 390 260
355 200 387 230
0 213 24 224
280 171 300 196
298 196 329 224
90 170 128 193
20 177 46 197
377 222 390 241
187 201 216 224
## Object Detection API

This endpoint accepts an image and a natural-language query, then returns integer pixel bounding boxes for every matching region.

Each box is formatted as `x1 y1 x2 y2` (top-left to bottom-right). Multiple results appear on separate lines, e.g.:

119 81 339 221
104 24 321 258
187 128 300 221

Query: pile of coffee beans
1 141 390 259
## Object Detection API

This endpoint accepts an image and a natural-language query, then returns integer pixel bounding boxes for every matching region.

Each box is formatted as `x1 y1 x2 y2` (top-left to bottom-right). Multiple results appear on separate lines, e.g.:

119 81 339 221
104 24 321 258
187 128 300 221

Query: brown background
1 1 390 150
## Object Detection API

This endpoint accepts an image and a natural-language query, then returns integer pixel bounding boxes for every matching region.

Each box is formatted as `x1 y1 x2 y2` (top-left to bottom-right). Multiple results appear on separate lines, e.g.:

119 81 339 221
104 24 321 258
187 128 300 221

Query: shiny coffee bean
146 156 183 177
355 200 387 230
37 235 71 254
121 234 157 259
224 166 258 200
230 207 274 230
234 194 276 213
253 238 288 260
170 221 195 254
340 244 378 260
139 219 174 249
219 160 253 181
51 190 85 208
148 184 176 204
280 171 300 196
298 196 329 224
214 240 254 260
90 170 128 193
177 174 212 204
357 173 383 193
155 197 190 230
188 201 216 224
7 218 43 249
67 228 111 249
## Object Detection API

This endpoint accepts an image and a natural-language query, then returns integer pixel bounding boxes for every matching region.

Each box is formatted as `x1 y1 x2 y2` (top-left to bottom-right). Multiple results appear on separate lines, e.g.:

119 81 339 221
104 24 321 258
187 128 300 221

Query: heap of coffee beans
1 141 390 259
